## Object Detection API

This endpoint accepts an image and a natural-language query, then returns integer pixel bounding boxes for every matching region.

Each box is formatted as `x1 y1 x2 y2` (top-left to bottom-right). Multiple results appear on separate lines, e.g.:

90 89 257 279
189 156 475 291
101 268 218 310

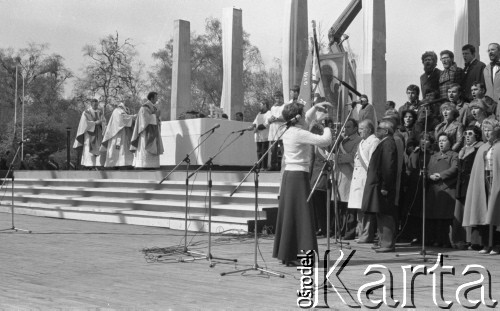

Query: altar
160 118 256 166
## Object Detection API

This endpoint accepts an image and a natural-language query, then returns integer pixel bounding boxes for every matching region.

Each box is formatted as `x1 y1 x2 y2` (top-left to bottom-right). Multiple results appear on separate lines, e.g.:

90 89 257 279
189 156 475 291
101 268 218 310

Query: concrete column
454 0 480 67
361 0 386 119
221 8 244 120
169 19 191 121
282 0 308 103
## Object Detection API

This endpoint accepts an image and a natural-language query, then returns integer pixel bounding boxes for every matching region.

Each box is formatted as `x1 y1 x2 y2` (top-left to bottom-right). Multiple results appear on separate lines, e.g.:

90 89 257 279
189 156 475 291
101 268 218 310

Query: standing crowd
267 43 500 265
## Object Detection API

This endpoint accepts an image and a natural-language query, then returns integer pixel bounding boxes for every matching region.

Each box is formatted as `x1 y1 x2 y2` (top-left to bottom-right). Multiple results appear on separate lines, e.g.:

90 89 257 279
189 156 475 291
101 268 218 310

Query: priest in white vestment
130 92 164 168
73 99 107 168
101 102 137 168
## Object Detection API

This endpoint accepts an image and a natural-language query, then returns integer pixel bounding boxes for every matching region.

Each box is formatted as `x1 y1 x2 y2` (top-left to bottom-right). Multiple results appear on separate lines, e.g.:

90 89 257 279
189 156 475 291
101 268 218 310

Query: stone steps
1 201 255 233
0 171 281 233
13 184 278 203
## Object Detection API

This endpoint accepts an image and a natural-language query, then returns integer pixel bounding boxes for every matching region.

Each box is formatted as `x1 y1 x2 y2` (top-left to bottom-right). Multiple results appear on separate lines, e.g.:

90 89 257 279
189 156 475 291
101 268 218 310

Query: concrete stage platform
0 170 281 233
1 214 499 309
160 118 256 166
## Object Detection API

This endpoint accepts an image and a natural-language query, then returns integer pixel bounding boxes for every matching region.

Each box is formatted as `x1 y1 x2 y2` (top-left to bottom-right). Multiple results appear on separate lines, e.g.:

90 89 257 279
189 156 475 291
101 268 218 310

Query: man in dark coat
420 51 442 99
461 44 486 101
361 120 398 252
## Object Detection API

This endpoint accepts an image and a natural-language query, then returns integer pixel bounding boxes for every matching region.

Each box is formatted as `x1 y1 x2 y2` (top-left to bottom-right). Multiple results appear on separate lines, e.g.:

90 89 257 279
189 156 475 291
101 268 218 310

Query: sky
1 0 499 107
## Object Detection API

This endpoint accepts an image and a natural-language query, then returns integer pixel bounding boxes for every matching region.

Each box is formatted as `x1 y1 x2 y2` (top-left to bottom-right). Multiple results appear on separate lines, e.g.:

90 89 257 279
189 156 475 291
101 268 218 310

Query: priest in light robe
73 99 107 169
130 92 164 168
101 102 137 168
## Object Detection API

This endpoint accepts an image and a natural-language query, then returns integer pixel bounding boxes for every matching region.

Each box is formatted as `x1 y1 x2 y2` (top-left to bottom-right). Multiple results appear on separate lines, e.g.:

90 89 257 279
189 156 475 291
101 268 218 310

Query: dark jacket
361 136 398 215
462 59 486 101
420 68 442 98
456 142 482 200
405 148 433 217
426 150 458 219
399 125 420 154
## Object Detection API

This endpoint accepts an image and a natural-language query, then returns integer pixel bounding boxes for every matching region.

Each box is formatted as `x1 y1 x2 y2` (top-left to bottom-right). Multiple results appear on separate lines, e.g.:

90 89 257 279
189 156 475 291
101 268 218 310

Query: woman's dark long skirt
273 171 318 262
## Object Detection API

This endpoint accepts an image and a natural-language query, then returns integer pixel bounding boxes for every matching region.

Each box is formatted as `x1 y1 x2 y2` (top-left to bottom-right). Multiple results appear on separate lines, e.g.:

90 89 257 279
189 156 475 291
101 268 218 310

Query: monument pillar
282 0 308 103
221 8 244 120
454 0 480 68
169 19 191 121
361 0 386 119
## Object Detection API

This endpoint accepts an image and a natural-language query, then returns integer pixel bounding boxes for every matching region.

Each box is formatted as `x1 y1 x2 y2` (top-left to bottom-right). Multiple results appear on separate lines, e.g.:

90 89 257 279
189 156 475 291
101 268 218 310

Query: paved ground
1 213 499 310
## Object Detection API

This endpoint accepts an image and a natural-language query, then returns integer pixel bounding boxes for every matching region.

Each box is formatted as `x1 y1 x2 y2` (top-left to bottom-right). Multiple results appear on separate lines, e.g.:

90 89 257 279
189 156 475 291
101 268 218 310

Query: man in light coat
335 118 361 240
483 43 500 116
347 119 380 243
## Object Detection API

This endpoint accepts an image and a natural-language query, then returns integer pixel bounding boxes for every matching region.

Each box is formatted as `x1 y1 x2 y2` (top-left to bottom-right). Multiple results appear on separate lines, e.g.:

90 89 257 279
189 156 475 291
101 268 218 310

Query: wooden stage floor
1 213 499 310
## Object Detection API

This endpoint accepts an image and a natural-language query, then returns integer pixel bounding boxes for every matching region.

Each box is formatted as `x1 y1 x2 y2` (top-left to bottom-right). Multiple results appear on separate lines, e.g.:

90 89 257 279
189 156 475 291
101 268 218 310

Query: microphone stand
158 128 217 262
0 141 32 233
396 106 445 261
308 108 353 272
183 132 246 267
221 125 290 278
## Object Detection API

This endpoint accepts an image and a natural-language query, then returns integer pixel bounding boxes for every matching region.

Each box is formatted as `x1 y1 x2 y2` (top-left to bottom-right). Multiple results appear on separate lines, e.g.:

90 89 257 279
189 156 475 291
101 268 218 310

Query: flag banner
311 42 325 101
297 44 313 109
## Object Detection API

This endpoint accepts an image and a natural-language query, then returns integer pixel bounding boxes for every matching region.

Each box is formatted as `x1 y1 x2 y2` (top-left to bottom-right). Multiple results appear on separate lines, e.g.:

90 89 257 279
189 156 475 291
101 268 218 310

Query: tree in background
0 43 74 165
74 32 146 118
149 17 281 121
243 58 282 121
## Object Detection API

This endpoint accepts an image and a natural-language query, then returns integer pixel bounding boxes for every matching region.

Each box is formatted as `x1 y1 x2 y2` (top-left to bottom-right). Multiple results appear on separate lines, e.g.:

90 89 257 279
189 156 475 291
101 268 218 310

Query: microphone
18 138 30 145
285 115 302 127
200 124 220 136
231 126 254 134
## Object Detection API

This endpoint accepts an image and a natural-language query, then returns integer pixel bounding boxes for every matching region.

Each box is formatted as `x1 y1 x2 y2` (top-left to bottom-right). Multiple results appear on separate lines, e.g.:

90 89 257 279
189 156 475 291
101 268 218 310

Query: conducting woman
273 102 332 266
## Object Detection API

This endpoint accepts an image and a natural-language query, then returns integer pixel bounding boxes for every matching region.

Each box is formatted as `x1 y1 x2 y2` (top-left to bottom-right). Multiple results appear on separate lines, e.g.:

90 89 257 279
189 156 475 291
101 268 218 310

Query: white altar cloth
160 118 256 166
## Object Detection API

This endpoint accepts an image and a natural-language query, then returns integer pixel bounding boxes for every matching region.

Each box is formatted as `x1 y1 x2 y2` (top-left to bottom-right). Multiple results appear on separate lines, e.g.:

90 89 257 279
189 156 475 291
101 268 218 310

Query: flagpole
13 64 18 144
311 21 323 84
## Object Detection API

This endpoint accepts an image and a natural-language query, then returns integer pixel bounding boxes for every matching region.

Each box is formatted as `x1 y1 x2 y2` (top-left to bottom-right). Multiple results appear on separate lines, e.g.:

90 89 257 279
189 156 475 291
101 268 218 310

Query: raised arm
295 127 332 148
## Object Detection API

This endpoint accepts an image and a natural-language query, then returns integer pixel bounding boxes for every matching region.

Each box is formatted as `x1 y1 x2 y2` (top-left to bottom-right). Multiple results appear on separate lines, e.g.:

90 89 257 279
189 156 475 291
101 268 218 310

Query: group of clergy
73 92 164 169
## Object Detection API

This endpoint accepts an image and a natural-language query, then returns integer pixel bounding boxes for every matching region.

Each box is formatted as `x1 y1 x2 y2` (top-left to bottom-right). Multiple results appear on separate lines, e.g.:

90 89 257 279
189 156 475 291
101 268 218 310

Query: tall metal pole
13 65 18 140
21 74 25 160
66 127 71 170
